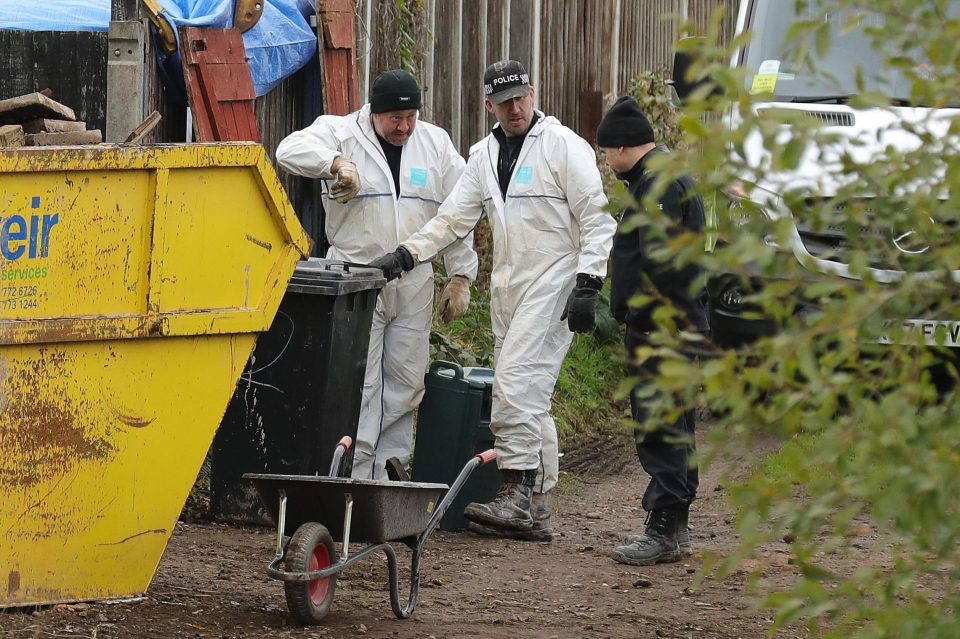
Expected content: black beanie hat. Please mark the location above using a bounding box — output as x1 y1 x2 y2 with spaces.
370 69 422 113
596 95 655 147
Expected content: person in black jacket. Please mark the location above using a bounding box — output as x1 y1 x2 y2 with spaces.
597 95 708 566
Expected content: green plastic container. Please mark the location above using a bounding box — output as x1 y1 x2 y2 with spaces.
412 361 501 531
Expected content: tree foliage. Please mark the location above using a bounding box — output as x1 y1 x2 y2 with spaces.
626 70 686 152
633 1 960 636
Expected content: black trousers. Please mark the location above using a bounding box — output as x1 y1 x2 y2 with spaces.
625 328 699 512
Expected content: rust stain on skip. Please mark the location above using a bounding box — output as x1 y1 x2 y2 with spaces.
0 349 115 489
7 571 19 597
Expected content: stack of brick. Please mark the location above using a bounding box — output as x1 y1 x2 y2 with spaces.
0 91 102 148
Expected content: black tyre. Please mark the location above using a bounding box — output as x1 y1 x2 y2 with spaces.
283 522 337 624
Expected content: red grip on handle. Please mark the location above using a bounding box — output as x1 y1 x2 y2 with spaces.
474 449 496 465
337 436 353 451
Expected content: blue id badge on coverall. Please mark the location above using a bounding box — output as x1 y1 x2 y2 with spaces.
410 168 428 187
515 166 533 185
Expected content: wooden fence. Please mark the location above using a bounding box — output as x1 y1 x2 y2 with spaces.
356 0 737 154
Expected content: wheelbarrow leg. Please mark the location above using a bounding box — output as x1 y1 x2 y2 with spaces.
385 450 496 619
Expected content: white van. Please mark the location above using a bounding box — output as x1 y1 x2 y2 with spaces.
674 0 960 349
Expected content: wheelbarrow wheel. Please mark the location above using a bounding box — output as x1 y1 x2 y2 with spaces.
284 522 337 624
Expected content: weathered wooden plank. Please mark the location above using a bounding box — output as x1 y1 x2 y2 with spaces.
180 27 260 142
688 0 738 47
20 119 87 134
319 0 358 115
0 125 25 147
25 130 103 146
320 0 356 48
461 0 485 148
0 92 76 125
509 0 534 66
123 110 162 144
431 0 456 142
486 0 505 64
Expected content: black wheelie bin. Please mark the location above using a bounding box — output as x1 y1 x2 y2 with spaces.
209 258 385 523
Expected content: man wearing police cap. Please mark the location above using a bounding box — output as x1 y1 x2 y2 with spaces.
276 70 478 480
371 60 616 540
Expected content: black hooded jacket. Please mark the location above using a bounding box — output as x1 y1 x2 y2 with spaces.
609 147 709 334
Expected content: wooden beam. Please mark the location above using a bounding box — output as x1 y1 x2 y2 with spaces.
26 130 103 145
0 92 76 125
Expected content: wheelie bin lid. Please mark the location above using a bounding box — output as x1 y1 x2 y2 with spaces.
287 258 386 296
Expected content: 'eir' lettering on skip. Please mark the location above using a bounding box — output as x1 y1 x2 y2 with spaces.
0 196 59 261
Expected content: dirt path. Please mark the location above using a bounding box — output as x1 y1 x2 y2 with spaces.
0 431 805 639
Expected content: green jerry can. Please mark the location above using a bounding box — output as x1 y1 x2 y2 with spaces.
412 361 501 531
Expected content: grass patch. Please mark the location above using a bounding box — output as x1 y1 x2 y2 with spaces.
554 471 584 495
759 431 836 485
553 334 627 444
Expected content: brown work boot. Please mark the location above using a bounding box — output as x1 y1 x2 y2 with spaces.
468 491 554 541
463 469 536 531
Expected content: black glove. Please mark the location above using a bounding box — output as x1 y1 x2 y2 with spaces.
561 273 603 333
369 246 415 282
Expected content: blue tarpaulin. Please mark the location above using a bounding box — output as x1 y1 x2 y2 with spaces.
0 1 317 96
0 2 111 31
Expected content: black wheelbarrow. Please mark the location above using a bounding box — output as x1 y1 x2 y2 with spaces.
244 436 497 625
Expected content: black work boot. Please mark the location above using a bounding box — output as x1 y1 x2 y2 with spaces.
623 505 692 556
611 507 682 566
467 491 554 541
463 469 536 531
677 506 693 557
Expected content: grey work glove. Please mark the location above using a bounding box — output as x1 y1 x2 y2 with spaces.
439 275 471 323
330 159 361 203
369 246 415 282
561 273 604 333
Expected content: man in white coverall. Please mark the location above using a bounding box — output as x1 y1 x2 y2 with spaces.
371 60 616 540
275 69 478 480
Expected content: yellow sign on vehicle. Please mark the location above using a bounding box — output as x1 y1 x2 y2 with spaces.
0 143 310 607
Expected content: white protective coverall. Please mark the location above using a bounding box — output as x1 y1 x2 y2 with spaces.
402 112 616 493
275 104 479 479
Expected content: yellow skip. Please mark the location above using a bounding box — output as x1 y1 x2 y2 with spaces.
0 143 310 607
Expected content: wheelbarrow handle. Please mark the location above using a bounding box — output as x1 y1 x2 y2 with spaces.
415 450 495 550
327 436 354 477
474 449 496 466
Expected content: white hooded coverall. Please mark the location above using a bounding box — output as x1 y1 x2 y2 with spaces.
402 112 616 493
275 105 479 479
